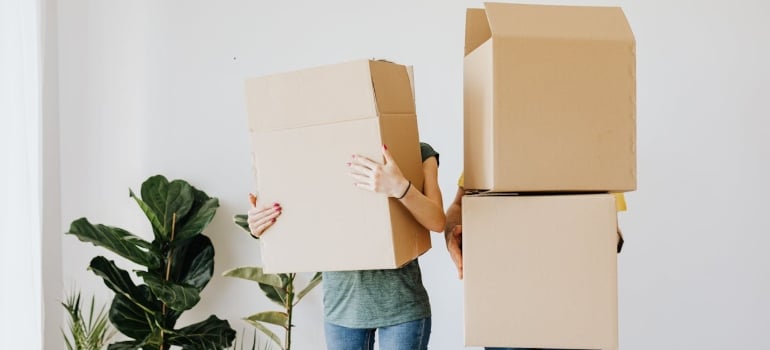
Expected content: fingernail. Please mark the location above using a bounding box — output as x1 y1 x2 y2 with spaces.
346 162 351 166
273 203 280 207
271 218 276 223
383 144 388 150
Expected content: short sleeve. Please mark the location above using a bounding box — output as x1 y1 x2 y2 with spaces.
614 193 627 212
419 142 439 166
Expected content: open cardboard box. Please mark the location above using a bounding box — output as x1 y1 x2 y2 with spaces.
464 2 637 193
244 60 430 273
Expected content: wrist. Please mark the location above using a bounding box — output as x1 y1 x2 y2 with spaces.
394 179 411 199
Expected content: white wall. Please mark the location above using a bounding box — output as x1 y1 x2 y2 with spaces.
1 0 44 348
43 0 63 348
56 0 770 349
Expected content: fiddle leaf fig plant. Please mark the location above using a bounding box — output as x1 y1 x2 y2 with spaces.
66 175 236 350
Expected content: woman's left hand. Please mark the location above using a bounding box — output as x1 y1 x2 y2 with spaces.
348 145 410 198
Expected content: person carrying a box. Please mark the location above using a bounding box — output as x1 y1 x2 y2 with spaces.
247 143 445 350
444 173 626 350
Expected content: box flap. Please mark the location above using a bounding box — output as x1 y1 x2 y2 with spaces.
245 60 379 132
483 2 634 42
379 115 430 264
369 60 416 115
406 65 415 101
463 39 494 191
465 8 492 56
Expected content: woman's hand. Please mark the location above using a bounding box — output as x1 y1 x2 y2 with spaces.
247 193 282 238
444 186 464 278
350 143 445 232
348 145 410 198
445 224 464 279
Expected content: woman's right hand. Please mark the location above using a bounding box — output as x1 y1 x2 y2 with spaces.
445 224 463 279
247 193 282 238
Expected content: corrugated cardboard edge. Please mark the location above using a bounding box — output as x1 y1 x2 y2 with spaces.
370 62 431 266
465 8 491 56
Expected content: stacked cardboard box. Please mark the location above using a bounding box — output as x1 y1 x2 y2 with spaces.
244 60 430 273
462 3 636 349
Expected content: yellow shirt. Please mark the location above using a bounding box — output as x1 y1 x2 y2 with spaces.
457 173 627 212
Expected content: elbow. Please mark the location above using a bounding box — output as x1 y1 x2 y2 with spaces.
427 214 446 233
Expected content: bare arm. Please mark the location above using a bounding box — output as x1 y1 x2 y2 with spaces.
445 186 463 236
349 146 445 233
444 186 464 279
398 156 445 233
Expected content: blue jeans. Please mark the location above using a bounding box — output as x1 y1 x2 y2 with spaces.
324 317 431 350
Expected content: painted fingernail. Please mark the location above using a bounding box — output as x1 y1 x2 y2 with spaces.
383 144 388 150
273 203 280 207
271 218 276 223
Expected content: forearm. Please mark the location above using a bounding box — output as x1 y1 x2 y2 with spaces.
443 185 465 279
398 157 445 232
400 187 446 233
444 186 464 240
445 203 461 237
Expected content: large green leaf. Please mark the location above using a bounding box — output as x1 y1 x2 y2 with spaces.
109 291 169 350
222 267 283 289
258 278 288 307
222 267 286 307
138 273 201 311
108 340 142 350
140 175 195 241
233 214 250 234
165 308 183 331
107 333 163 350
295 272 322 305
129 189 164 241
243 312 289 330
173 187 219 243
167 315 236 350
170 234 214 290
109 290 155 341
138 330 164 350
68 219 159 269
258 274 292 308
89 257 153 312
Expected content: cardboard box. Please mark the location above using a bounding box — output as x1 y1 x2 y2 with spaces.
463 193 618 349
244 60 430 273
464 3 637 192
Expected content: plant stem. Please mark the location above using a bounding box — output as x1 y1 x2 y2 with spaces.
160 212 177 350
285 273 296 350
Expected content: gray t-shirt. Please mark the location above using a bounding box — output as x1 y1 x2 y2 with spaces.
322 142 439 328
